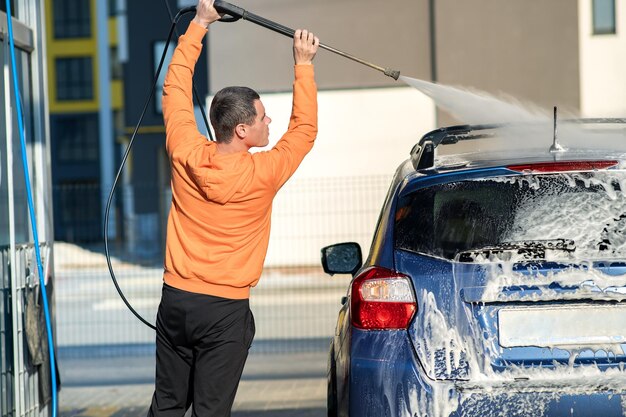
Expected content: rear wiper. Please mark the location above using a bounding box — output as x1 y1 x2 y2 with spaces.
457 239 576 262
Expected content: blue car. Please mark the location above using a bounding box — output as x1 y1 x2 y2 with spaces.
322 120 626 417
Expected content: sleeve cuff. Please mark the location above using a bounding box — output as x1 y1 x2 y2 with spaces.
294 64 315 79
187 21 209 42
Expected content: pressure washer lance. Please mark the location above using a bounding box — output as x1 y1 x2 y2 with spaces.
212 0 401 80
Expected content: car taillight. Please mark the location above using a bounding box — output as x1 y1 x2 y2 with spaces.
507 160 618 173
350 267 416 330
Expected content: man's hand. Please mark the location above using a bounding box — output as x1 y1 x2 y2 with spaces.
293 29 319 65
192 0 221 28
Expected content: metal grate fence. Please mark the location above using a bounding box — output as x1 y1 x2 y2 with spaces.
1 244 53 417
54 174 392 358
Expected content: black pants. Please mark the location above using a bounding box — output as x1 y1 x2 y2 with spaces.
148 284 255 417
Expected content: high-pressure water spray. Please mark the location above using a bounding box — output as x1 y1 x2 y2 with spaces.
211 0 401 80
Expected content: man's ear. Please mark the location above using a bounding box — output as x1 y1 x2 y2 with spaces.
234 123 247 139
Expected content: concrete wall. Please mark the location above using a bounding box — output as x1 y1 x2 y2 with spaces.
251 88 435 179
579 0 626 117
205 87 436 265
226 87 436 265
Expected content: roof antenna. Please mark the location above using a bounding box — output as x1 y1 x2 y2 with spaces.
550 106 564 153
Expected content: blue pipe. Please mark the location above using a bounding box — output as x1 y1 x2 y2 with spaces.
4 2 58 416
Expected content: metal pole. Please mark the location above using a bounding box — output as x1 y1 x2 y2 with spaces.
428 0 438 127
97 0 116 239
4 26 24 416
32 0 54 247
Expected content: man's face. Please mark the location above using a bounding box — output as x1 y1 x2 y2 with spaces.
244 100 272 149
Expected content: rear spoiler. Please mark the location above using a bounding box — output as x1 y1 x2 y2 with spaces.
410 119 626 171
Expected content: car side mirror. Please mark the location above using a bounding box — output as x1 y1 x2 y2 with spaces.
321 242 362 276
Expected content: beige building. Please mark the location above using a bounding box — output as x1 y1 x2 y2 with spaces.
208 0 586 120
196 0 623 264
579 0 626 117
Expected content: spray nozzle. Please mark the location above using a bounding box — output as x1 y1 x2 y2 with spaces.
384 69 401 81
196 0 402 81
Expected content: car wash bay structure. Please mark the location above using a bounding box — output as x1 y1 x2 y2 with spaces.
1 0 56 416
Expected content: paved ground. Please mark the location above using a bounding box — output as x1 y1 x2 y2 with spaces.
54 245 339 417
58 351 327 417
55 265 348 349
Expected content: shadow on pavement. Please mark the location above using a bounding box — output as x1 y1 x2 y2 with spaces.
59 350 328 417
61 407 325 417
233 408 325 417
60 407 149 417
59 407 326 417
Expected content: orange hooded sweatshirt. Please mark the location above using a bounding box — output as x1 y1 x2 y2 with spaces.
161 22 317 299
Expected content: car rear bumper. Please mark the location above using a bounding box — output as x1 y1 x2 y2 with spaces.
348 329 626 417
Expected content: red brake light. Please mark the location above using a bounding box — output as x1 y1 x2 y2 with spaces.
507 160 618 173
350 267 416 330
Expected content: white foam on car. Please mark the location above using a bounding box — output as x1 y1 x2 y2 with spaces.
499 172 626 259
404 287 626 417
386 171 626 416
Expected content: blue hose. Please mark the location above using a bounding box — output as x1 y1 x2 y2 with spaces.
4 1 58 416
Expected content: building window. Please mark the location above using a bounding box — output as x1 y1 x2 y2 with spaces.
56 57 93 101
109 0 117 16
54 180 102 242
593 0 616 34
113 110 124 138
53 114 99 163
53 0 91 38
0 0 15 16
111 46 123 80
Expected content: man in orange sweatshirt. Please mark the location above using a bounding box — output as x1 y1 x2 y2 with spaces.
148 0 319 415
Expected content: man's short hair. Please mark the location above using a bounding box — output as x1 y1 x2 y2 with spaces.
210 86 260 143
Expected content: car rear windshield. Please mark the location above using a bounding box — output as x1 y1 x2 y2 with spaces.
394 171 626 261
